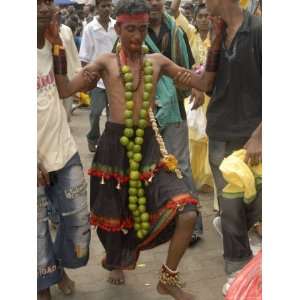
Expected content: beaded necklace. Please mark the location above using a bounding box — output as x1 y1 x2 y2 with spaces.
117 44 153 239
117 44 183 239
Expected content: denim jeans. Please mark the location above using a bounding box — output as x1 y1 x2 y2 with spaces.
161 120 203 234
87 87 108 144
208 138 262 274
37 153 91 291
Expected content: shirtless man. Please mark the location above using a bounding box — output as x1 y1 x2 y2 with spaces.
46 1 223 299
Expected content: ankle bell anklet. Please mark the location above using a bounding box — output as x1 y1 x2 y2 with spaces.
159 264 184 288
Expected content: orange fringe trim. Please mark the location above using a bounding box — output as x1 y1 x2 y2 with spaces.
90 194 198 232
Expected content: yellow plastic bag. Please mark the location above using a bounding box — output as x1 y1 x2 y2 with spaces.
219 149 262 204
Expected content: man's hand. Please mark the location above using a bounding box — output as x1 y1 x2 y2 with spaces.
190 89 205 110
81 69 101 91
244 126 262 166
37 162 50 187
174 69 192 88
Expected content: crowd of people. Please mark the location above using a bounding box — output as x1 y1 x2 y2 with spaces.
37 0 262 299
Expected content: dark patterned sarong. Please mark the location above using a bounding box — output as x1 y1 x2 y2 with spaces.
89 122 197 270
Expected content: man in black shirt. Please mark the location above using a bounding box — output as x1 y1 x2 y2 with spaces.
206 0 262 293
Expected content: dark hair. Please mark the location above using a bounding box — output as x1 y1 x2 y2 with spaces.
194 3 207 18
114 0 150 17
95 0 112 5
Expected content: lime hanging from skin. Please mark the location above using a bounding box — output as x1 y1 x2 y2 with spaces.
129 187 138 195
127 151 133 159
144 60 152 67
141 212 150 222
136 128 144 137
144 66 153 75
129 196 138 204
126 101 134 110
124 110 133 118
133 153 142 162
129 203 137 211
137 181 142 188
120 136 129 146
138 119 148 129
121 65 130 74
130 160 139 170
129 180 139 188
124 128 134 138
139 109 147 119
134 216 141 223
125 119 134 128
125 91 133 101
138 189 145 197
130 171 140 180
142 45 149 54
141 222 150 230
124 72 133 82
137 189 145 197
144 83 153 92
138 197 146 205
133 144 142 153
137 230 144 239
133 209 140 217
144 75 153 83
125 82 134 91
134 223 141 231
142 101 150 109
135 137 144 145
127 141 134 150
143 92 150 101
138 205 146 213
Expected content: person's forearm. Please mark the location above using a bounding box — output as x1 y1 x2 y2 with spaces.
200 33 223 92
53 47 97 98
251 122 262 139
170 0 181 18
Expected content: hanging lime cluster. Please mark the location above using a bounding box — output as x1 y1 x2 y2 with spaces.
119 50 154 239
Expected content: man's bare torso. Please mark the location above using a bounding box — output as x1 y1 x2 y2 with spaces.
95 53 164 125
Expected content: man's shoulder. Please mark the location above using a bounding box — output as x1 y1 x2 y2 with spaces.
84 17 98 31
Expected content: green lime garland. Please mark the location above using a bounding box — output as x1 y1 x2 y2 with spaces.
118 45 153 240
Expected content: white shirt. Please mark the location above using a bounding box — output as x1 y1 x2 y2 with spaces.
60 24 81 80
37 40 77 172
79 16 117 89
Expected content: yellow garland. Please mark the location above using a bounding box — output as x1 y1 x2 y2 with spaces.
148 107 183 179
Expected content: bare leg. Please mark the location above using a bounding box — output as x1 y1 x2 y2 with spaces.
37 288 51 300
57 269 75 295
108 270 125 285
157 211 197 300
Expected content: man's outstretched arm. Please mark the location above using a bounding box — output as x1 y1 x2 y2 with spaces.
159 17 223 92
54 58 102 99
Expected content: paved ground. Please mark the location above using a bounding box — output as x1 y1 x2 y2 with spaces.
51 107 226 300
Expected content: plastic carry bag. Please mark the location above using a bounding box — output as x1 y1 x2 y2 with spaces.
186 100 207 140
225 250 262 300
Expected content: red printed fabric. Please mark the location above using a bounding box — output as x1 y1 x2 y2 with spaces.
225 251 262 300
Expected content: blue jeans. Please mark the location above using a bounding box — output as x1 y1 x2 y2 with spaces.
87 87 108 144
161 121 203 234
37 153 91 291
209 138 262 274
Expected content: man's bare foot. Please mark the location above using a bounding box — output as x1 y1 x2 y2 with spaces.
57 270 75 295
107 270 125 285
157 282 195 300
37 288 51 300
